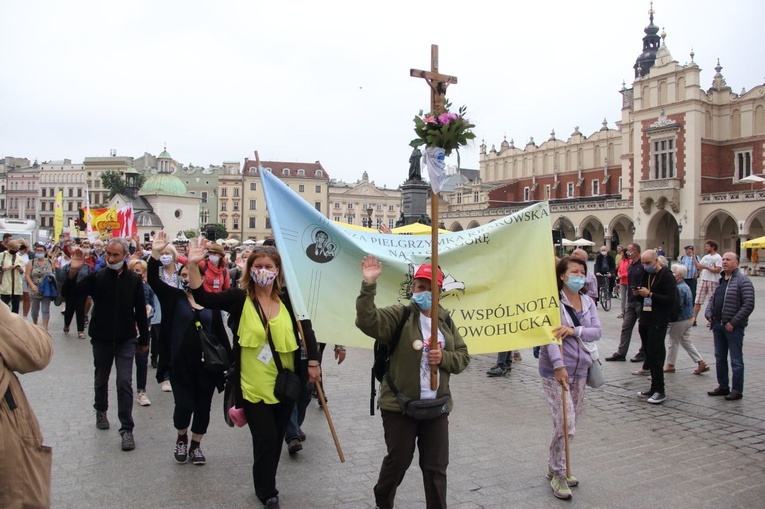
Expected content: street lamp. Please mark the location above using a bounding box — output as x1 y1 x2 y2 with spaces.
366 207 373 228
678 223 683 234
630 224 636 235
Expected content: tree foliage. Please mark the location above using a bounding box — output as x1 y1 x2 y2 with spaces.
101 170 147 199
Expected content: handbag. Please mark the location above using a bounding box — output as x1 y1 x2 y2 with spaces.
564 304 605 389
195 311 229 373
258 300 302 404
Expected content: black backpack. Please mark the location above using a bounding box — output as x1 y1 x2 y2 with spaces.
370 307 411 416
669 286 681 323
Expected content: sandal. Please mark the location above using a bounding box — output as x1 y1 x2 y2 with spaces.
78 331 86 340
694 362 710 375
663 365 676 373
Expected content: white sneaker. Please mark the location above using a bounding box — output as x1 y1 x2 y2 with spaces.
161 380 172 392
137 392 151 406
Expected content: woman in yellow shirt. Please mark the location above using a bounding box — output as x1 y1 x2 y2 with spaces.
187 242 320 509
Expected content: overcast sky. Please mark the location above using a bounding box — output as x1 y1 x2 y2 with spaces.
1 0 763 188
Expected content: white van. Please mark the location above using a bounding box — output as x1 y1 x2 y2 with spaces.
0 218 38 245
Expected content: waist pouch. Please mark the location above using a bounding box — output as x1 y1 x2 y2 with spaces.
395 393 450 420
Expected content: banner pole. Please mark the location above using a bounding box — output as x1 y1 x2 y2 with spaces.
294 319 345 462
558 343 571 478
430 190 439 390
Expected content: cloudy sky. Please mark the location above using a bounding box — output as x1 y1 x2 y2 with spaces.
1 0 763 188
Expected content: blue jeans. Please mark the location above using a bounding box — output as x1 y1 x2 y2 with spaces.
712 322 745 393
285 384 313 442
496 351 512 367
93 339 136 431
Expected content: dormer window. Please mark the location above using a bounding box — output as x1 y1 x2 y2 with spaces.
282 168 290 176
316 170 323 177
297 169 305 176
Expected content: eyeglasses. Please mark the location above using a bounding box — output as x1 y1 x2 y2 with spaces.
252 247 277 254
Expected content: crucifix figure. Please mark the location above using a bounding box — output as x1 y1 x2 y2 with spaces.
410 44 458 115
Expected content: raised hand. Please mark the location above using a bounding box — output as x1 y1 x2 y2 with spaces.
361 254 383 283
68 247 84 275
152 231 169 256
187 245 206 265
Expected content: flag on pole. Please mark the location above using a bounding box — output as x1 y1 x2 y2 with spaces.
84 187 95 242
53 190 63 243
260 169 560 354
115 204 135 238
423 146 447 194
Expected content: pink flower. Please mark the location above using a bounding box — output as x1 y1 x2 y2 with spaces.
438 112 460 125
423 115 437 124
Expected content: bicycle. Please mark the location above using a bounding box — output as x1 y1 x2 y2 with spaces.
596 274 611 311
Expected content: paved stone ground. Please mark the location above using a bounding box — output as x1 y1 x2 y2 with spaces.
19 275 765 508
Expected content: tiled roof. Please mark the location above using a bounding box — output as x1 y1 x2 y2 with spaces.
242 160 329 180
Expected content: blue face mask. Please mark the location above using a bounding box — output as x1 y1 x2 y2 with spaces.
565 275 586 292
411 291 432 311
643 264 656 273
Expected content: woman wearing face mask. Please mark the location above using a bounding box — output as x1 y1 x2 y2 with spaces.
62 242 92 339
157 243 183 289
540 256 601 500
186 238 320 509
147 232 231 466
356 256 470 509
0 240 26 314
25 243 55 330
198 243 230 293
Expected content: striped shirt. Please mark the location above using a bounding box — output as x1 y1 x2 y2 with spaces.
678 254 700 279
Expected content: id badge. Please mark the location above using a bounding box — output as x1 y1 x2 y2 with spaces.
213 278 220 289
257 345 273 364
643 297 653 312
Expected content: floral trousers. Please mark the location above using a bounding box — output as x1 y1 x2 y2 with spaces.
541 376 587 477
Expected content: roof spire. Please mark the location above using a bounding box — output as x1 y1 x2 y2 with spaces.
634 1 661 78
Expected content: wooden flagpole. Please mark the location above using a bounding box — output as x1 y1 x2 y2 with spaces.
558 343 571 478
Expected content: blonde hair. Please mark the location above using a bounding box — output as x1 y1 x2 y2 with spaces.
128 258 147 273
242 249 284 299
161 243 178 259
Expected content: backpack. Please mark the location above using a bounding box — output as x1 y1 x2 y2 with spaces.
369 307 453 416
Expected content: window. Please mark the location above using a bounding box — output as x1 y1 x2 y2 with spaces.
473 191 479 203
314 201 321 212
618 177 623 193
735 150 753 181
567 182 574 198
221 201 227 211
233 200 240 211
282 169 290 176
456 193 462 204
232 218 239 230
233 188 240 197
388 205 394 211
523 187 530 201
200 210 209 224
201 191 208 203
41 188 46 197
334 216 341 222
545 184 551 200
652 138 675 179
249 217 257 228
250 182 257 191
347 203 353 209
315 185 321 193
334 202 340 209
174 209 182 219
68 188 73 197
316 170 323 177
592 179 600 196
221 188 227 197
388 218 394 228
297 169 305 176
249 199 257 210
299 184 305 192
265 217 271 229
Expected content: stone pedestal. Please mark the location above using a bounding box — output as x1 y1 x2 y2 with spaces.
398 180 431 226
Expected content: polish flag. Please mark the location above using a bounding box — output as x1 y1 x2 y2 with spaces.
115 203 136 238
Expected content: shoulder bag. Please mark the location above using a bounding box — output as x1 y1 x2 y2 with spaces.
195 310 229 373
564 304 604 389
257 300 302 404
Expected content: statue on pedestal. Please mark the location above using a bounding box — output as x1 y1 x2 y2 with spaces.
408 147 422 181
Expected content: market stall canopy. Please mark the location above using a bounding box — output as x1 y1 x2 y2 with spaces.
573 238 596 247
741 236 765 249
392 223 450 235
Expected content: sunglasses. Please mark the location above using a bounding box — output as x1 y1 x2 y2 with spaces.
252 246 277 254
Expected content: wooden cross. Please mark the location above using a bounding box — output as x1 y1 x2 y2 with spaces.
410 44 458 115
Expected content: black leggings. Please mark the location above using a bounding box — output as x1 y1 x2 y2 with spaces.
0 294 20 314
64 294 86 332
170 370 217 435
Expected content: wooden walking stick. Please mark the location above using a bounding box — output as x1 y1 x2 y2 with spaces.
558 343 571 479
295 320 345 463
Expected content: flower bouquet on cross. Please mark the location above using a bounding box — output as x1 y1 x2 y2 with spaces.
410 101 475 193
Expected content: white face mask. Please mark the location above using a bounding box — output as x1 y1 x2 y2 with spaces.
251 268 277 287
159 254 174 266
208 255 220 265
107 260 124 271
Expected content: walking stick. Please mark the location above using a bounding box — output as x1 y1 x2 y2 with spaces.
295 320 345 463
558 343 571 479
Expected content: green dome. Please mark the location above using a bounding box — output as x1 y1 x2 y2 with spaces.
140 173 187 196
158 150 172 159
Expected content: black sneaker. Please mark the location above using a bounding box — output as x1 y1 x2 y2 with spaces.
174 438 188 464
287 438 303 455
637 390 653 398
647 392 667 404
486 364 508 377
605 353 626 362
265 496 280 508
630 354 646 363
96 411 110 430
190 446 206 465
298 428 306 441
120 430 135 451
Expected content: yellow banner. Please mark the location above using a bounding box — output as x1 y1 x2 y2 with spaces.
53 190 63 242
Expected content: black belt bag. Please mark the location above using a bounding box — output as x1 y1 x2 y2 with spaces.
395 392 450 420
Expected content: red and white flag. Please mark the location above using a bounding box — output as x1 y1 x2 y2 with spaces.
115 203 136 238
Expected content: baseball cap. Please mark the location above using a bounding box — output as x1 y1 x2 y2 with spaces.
684 245 694 250
413 264 444 287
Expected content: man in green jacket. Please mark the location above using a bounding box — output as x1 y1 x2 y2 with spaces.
356 255 470 509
